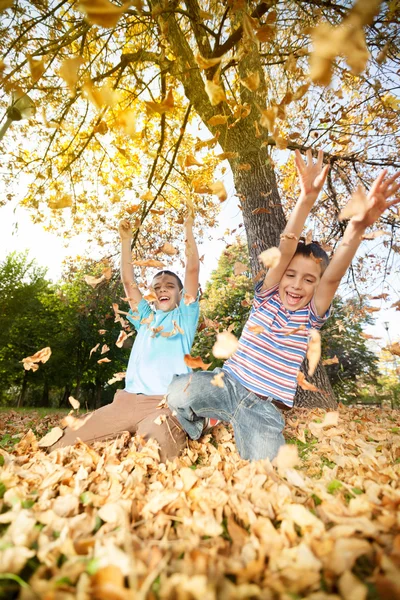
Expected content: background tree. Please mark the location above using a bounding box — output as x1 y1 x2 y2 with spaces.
1 0 399 406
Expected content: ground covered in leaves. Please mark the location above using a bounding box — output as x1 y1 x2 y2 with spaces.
0 406 399 600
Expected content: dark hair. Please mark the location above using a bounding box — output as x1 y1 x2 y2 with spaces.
153 270 183 291
294 240 330 273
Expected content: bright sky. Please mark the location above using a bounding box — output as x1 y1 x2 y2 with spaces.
1 139 399 358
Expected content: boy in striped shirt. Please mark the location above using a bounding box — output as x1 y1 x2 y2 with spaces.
167 150 400 461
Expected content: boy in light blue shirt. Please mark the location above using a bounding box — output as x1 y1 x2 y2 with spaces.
50 216 200 461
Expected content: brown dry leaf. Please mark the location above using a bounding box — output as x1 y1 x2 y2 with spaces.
369 293 389 300
68 396 80 410
140 190 154 201
84 274 105 288
211 371 225 388
209 181 228 202
305 229 313 245
338 570 368 600
37 426 64 447
391 299 400 310
208 115 228 126
184 153 203 168
365 306 381 313
322 355 339 366
339 185 368 221
27 55 46 82
362 230 388 240
258 247 281 269
144 291 158 302
240 72 260 91
280 232 298 241
101 344 110 354
184 354 211 371
307 329 321 377
252 207 271 215
260 106 278 132
237 163 251 171
297 372 321 392
205 79 226 106
98 329 107 334
212 331 239 359
108 371 126 385
97 357 111 364
388 342 400 356
114 108 136 137
58 56 85 94
215 151 238 160
248 324 265 335
102 266 112 280
159 242 178 257
22 347 52 371
132 259 165 269
195 53 222 70
0 1 13 12
77 0 130 28
274 444 300 472
116 330 133 348
184 293 196 305
284 325 306 336
141 313 154 326
234 262 248 276
145 89 174 115
90 343 100 358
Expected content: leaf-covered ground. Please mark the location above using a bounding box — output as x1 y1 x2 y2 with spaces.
0 406 399 600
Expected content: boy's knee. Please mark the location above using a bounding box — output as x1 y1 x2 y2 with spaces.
167 373 193 409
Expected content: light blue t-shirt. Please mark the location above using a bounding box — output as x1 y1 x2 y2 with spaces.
124 293 200 395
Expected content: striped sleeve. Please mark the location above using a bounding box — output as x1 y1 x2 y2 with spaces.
309 297 332 330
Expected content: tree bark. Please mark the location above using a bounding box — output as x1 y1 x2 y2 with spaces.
17 371 28 408
41 380 50 407
295 359 337 410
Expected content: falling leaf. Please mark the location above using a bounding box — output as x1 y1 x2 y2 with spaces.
184 293 196 305
77 0 130 28
215 151 238 160
0 0 13 12
22 347 52 371
211 372 225 388
82 81 121 110
212 331 239 359
48 194 73 209
158 242 178 257
209 181 227 202
388 342 400 357
391 300 400 310
284 325 306 336
108 372 126 385
274 444 300 472
115 330 133 348
297 372 322 393
252 207 271 215
102 266 112 280
114 108 136 136
37 427 64 447
205 79 226 106
365 306 381 313
234 262 248 276
145 89 174 115
208 115 228 126
248 324 265 335
90 343 100 358
258 247 281 269
144 291 158 302
132 259 165 268
260 106 278 132
280 232 298 241
97 357 111 364
58 56 85 94
237 163 251 171
362 230 388 240
98 329 107 334
84 274 105 288
101 344 110 354
141 313 154 326
305 229 313 245
184 154 203 167
240 72 260 91
322 356 339 366
140 190 154 201
195 53 222 70
68 396 80 410
339 185 368 221
184 354 211 370
307 329 321 377
27 55 46 82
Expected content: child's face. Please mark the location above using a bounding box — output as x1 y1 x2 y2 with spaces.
279 254 322 311
151 274 182 312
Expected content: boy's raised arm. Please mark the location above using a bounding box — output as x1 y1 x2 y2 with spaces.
262 149 329 290
183 213 200 299
119 219 143 311
314 169 400 317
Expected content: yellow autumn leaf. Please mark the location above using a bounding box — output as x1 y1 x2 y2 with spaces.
68 396 80 410
77 0 130 28
259 105 278 132
212 331 239 359
48 195 72 210
205 79 226 106
27 55 46 82
114 108 136 137
208 114 228 126
82 81 121 110
140 190 154 201
240 72 260 91
58 56 85 94
195 53 222 70
184 154 203 167
209 181 227 202
160 242 178 256
258 247 281 269
145 89 174 115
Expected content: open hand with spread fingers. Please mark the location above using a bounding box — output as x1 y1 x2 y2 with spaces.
295 148 330 202
352 169 400 228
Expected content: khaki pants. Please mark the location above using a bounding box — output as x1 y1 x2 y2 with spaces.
50 390 187 462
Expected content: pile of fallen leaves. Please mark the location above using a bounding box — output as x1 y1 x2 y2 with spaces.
0 406 399 600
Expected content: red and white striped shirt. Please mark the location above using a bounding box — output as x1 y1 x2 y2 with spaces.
223 283 331 408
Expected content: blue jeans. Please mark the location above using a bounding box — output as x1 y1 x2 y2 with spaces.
167 369 285 461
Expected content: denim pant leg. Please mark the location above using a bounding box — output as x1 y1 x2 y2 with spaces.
167 369 286 461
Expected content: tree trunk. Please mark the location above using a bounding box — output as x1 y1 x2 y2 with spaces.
17 371 28 408
295 359 337 410
41 380 50 407
61 386 71 407
94 379 102 410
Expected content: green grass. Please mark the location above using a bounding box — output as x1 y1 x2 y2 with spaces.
0 407 69 416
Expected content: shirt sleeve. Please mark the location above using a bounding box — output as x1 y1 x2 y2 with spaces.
253 281 280 310
127 299 152 332
178 289 200 329
309 297 333 330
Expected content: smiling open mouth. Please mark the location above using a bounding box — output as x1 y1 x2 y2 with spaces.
159 296 170 303
286 292 303 306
